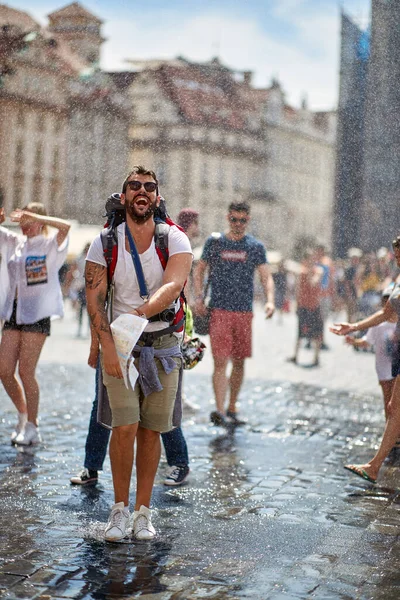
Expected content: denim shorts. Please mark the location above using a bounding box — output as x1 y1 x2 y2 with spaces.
3 301 51 336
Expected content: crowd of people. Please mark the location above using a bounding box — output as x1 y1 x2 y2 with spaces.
1 164 400 542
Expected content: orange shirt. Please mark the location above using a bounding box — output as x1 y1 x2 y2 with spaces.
297 269 321 310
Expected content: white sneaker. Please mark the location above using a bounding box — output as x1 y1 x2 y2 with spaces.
11 412 28 444
14 422 41 446
104 502 130 542
133 505 156 540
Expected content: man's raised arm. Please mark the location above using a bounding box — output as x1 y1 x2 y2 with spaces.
85 261 123 379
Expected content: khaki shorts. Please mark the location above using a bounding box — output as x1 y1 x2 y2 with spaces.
101 334 181 432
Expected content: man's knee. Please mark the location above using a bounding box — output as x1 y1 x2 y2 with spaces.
111 423 137 445
214 357 228 372
138 426 160 441
232 359 245 371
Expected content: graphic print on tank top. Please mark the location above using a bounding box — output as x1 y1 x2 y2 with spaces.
25 255 48 286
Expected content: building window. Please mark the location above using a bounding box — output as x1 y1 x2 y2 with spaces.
37 113 45 132
54 118 62 134
217 160 224 190
15 140 24 170
32 177 42 204
34 143 43 172
157 161 166 186
16 108 24 128
51 180 60 212
53 147 60 174
201 160 208 188
13 178 23 209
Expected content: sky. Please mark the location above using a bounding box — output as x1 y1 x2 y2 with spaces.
5 0 371 110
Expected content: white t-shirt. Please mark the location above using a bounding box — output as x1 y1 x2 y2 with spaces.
0 226 69 324
366 321 396 381
86 222 192 332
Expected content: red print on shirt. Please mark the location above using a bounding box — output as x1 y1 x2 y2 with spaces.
220 250 248 262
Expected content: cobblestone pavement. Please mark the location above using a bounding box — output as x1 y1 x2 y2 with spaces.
1 305 399 599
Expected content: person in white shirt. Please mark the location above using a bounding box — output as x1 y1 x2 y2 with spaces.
0 204 70 446
85 166 192 542
346 287 397 420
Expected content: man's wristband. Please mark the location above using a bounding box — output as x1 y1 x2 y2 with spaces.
352 323 359 332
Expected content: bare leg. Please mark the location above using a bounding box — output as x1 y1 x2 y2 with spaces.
0 330 26 414
380 379 395 421
18 332 47 426
212 357 229 413
109 423 138 506
228 359 245 413
135 426 161 510
346 376 400 480
313 337 322 364
289 337 300 363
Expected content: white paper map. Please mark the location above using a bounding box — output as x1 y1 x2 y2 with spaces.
110 314 148 388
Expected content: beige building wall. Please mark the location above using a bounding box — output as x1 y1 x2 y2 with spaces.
266 122 335 256
129 73 269 240
126 66 335 258
0 56 69 218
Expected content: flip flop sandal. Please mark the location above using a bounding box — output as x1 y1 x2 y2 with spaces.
344 465 377 484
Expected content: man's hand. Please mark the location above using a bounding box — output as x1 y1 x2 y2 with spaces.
0 208 5 225
88 343 99 369
265 302 275 319
330 323 355 336
102 343 123 379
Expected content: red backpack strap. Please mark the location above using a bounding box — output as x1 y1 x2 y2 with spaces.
100 226 118 288
154 221 187 332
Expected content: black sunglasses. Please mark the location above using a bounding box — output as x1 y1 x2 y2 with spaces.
127 181 157 193
229 216 248 224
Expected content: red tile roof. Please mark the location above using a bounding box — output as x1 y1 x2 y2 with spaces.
153 62 253 130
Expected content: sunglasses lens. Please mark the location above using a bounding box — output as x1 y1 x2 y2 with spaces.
128 181 157 192
128 181 141 190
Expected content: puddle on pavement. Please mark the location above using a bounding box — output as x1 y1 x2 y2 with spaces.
1 367 400 598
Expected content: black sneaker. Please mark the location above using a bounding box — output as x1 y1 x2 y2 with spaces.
226 411 247 426
70 468 98 485
164 465 189 486
210 411 228 427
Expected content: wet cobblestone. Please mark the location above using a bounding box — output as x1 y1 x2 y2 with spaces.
1 363 400 599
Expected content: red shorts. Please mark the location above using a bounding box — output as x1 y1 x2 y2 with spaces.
209 309 253 360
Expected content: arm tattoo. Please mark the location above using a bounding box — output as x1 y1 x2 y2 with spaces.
85 262 106 290
85 262 112 340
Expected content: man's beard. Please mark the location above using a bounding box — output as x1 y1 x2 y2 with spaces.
126 198 157 223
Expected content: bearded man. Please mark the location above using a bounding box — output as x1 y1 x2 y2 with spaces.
85 166 192 541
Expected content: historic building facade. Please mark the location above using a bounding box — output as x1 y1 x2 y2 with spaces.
244 80 336 256
1 2 335 252
0 2 128 224
118 59 335 256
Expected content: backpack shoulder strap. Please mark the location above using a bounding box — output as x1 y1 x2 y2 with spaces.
100 225 118 288
154 221 170 269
